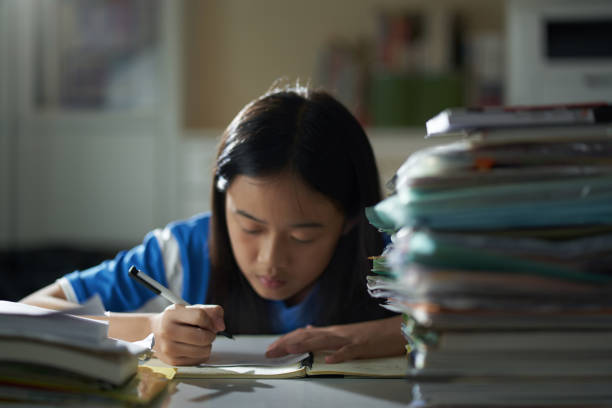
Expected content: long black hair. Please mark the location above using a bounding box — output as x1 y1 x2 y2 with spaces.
208 84 394 333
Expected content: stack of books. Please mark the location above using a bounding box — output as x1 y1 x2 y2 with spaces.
367 103 612 378
0 297 169 405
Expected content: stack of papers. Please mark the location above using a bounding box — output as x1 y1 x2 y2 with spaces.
425 103 612 136
366 104 612 379
0 298 168 405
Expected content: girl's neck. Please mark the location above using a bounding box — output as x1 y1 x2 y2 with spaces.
282 281 317 307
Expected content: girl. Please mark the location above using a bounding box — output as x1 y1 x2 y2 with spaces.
22 85 405 366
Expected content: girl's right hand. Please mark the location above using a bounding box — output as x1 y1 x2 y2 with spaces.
149 304 226 366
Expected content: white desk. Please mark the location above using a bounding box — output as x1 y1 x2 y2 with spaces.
159 378 413 407
155 377 612 407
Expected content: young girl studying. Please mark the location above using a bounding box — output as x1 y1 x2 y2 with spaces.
22 84 405 366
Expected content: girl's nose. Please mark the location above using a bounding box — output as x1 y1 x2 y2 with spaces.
257 234 289 268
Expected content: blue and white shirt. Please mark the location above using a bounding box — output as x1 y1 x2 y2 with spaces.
59 212 320 333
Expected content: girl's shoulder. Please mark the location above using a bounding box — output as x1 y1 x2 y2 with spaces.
161 212 213 304
165 212 212 242
158 212 213 269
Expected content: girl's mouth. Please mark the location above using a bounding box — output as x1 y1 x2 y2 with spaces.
258 276 286 289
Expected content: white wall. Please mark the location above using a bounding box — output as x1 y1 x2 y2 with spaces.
15 121 158 246
368 128 442 190
177 131 219 219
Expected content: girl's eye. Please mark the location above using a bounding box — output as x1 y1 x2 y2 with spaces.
291 235 315 244
242 227 262 235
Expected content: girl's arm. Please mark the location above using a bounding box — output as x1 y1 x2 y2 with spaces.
265 315 405 363
21 282 226 365
21 282 82 310
21 282 157 341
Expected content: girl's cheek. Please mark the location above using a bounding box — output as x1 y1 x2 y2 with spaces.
242 236 263 262
295 245 327 269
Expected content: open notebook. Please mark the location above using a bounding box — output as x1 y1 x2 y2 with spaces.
143 335 408 378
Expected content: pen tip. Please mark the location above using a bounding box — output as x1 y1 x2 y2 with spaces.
217 331 234 340
129 265 138 275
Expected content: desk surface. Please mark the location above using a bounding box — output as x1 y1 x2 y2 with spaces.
160 378 413 408
154 377 612 407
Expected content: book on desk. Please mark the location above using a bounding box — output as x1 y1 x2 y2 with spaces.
0 298 169 405
0 298 143 386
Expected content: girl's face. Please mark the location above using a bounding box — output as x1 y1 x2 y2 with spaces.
225 172 345 306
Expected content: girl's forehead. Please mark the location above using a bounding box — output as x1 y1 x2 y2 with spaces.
229 172 310 196
226 173 344 222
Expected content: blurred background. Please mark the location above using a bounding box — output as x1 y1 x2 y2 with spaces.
1 0 611 300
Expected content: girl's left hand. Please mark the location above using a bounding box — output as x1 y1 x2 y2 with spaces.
265 315 405 364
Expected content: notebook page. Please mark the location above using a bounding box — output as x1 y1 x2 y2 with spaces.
203 335 309 366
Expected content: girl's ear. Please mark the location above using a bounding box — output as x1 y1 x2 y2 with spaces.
342 215 360 235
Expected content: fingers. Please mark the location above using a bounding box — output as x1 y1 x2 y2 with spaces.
285 333 348 354
266 326 349 358
265 329 307 357
155 341 212 366
152 304 227 366
197 304 226 333
176 304 226 333
266 326 317 350
159 320 217 346
324 344 361 364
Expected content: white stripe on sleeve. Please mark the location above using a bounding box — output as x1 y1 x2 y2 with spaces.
135 227 185 313
57 277 79 304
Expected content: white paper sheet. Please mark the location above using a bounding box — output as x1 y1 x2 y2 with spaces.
202 335 309 367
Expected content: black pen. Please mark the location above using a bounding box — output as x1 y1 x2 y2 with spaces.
128 265 234 339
